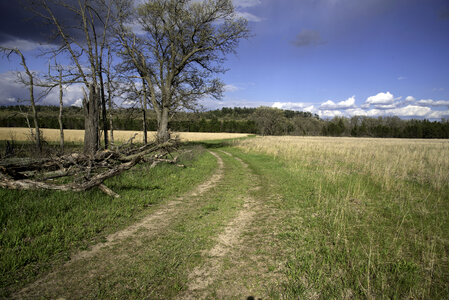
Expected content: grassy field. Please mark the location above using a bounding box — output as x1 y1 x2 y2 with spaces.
1 135 448 298
235 136 449 298
0 127 251 143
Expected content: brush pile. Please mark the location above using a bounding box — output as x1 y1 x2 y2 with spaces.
0 138 181 198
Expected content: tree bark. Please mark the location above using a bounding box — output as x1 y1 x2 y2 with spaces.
157 107 170 143
84 84 100 156
141 78 148 144
107 60 114 147
58 68 64 153
99 56 109 149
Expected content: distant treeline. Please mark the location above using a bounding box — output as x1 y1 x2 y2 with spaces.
1 105 448 138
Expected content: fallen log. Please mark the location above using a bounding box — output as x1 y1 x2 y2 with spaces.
0 140 179 197
0 155 141 193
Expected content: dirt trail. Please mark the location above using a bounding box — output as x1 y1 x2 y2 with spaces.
72 151 224 262
15 151 224 299
180 150 261 299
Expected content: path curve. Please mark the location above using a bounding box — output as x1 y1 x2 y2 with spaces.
15 151 224 298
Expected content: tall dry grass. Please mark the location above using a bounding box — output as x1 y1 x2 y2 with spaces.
236 136 449 190
0 127 250 143
235 136 449 298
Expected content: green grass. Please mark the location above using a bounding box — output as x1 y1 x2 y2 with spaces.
78 151 252 299
228 147 449 299
7 150 254 298
0 145 216 297
2 138 448 298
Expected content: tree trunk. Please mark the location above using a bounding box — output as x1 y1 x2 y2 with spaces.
99 56 108 149
107 74 114 147
84 84 100 156
141 78 148 144
16 50 42 154
58 69 64 153
157 107 170 143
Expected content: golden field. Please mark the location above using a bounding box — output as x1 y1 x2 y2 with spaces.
0 127 250 143
236 136 449 190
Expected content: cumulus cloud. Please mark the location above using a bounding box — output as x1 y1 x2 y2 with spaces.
0 71 86 106
320 96 355 110
427 110 449 119
416 99 449 106
292 29 326 47
0 71 33 105
318 110 343 118
272 101 315 112
405 96 416 102
345 108 368 116
365 91 395 105
385 105 432 117
71 98 83 107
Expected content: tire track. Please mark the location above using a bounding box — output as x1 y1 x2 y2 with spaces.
15 151 224 299
180 150 259 299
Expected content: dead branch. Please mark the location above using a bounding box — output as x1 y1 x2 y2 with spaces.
0 140 179 197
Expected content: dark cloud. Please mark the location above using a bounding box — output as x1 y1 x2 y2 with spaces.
0 0 112 47
292 29 326 47
439 7 449 19
0 0 53 44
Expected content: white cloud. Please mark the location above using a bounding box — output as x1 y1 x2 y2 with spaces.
272 101 313 111
387 105 431 117
397 76 406 80
320 96 355 110
235 11 263 22
362 105 431 118
345 108 368 116
371 104 397 110
318 109 343 118
365 91 395 105
71 98 83 107
405 96 416 102
223 84 240 92
416 99 449 106
427 110 449 119
0 71 87 107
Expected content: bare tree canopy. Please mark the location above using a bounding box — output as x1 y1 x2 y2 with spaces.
29 0 116 155
114 0 250 142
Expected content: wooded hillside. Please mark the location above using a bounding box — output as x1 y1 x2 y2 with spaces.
1 105 448 138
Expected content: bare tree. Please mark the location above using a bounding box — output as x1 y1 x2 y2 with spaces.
1 47 43 153
57 65 65 152
106 46 115 146
141 77 149 144
114 0 250 142
30 0 114 155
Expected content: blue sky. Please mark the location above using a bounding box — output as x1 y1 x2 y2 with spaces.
1 0 449 119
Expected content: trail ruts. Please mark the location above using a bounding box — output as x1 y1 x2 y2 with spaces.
14 151 224 299
180 150 261 299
